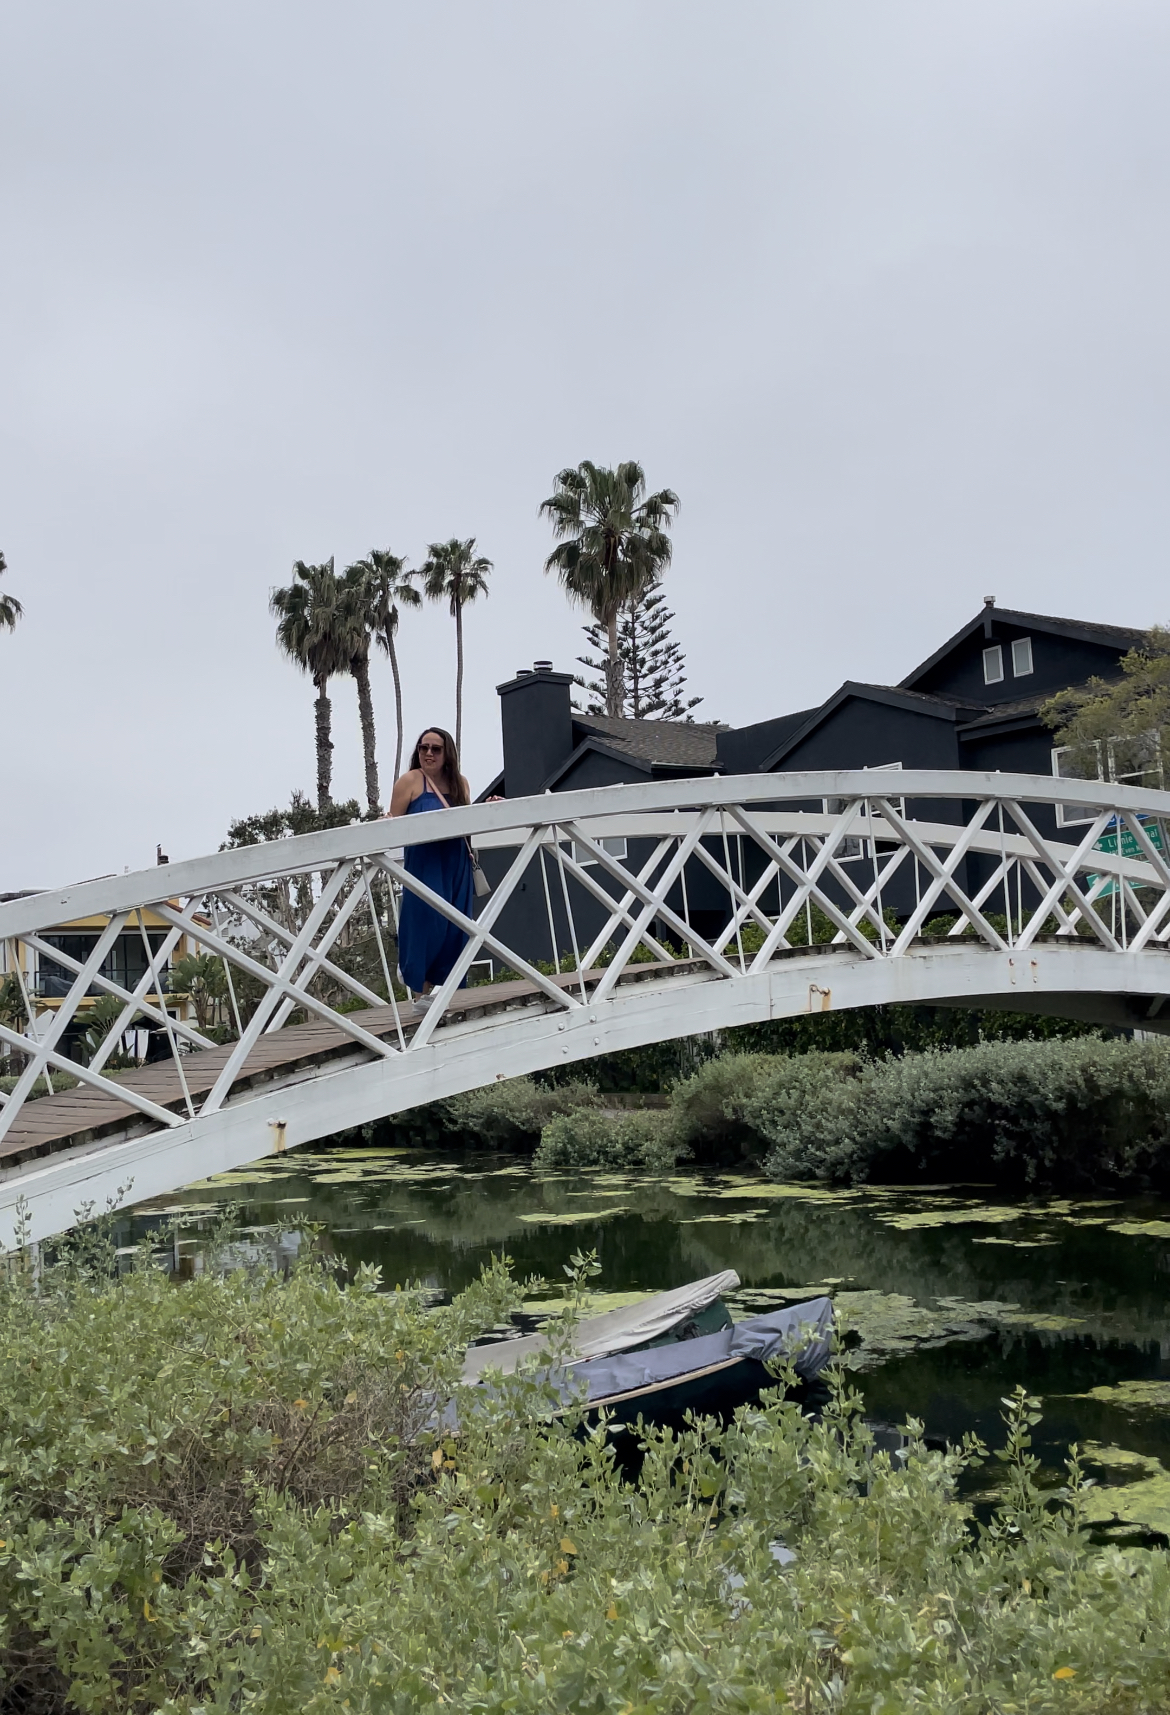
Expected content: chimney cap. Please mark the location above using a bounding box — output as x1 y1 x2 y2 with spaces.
516 667 532 676
533 659 553 672
983 595 996 608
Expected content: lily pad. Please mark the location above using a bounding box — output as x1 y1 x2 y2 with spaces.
1067 1380 1170 1414
1080 1443 1170 1540
971 1236 1058 1248
518 1207 630 1226
876 1205 1024 1232
1107 1220 1170 1239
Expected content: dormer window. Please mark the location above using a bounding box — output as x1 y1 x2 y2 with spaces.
1011 636 1033 677
982 644 1004 685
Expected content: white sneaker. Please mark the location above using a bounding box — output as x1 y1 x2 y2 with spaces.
412 992 434 1010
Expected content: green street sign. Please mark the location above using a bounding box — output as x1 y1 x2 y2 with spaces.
1092 819 1164 859
1088 818 1164 897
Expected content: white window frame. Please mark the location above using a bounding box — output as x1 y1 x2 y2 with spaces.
467 958 494 985
1011 636 1033 677
824 762 903 862
565 835 628 867
1052 742 1103 828
983 644 1004 685
1053 733 1165 827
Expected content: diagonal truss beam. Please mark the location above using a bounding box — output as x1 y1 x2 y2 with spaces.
0 1020 183 1130
1007 805 1119 953
19 926 210 1061
391 829 575 1050
216 888 386 1019
0 913 130 1146
150 902 401 1070
730 803 880 965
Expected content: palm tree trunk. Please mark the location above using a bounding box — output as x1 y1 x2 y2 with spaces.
606 606 623 718
353 650 380 815
628 597 641 719
314 677 334 811
455 601 464 755
388 631 406 782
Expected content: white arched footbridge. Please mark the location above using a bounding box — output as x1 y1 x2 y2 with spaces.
3 769 1170 1247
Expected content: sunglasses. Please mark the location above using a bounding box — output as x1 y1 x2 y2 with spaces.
418 742 444 754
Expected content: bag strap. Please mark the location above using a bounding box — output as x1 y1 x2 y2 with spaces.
422 773 479 864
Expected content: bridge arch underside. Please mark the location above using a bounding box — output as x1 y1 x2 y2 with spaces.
4 939 1168 1250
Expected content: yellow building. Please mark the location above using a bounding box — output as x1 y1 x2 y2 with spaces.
0 893 197 1062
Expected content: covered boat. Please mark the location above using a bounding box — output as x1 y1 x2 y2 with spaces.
462 1269 741 1383
558 1296 834 1428
461 1274 833 1431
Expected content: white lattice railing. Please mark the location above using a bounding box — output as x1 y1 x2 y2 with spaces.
2 769 1169 1152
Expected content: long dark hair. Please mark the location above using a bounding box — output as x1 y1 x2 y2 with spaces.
410 726 468 805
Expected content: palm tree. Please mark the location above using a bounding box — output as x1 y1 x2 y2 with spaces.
337 562 384 817
539 462 679 717
344 549 421 791
0 551 22 633
412 538 492 753
270 557 354 811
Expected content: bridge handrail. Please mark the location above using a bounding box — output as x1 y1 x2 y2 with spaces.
4 769 1170 940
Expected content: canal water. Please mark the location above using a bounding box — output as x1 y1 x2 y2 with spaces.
123 1148 1170 1543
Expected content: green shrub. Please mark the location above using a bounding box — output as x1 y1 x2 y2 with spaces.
755 1036 1170 1192
3 1233 1170 1712
371 1076 599 1151
534 1106 680 1172
443 1077 600 1152
667 1051 860 1166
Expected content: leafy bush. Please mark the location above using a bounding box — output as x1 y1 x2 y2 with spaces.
373 1077 600 1152
443 1077 601 1152
3 1232 1170 1712
534 1106 680 1172
669 1051 861 1166
754 1036 1170 1192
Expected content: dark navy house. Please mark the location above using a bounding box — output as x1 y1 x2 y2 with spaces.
475 603 1144 970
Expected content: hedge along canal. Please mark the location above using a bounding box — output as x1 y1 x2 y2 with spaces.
121 1149 1170 1545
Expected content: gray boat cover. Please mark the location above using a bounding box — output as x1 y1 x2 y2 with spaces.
462 1269 741 1382
565 1296 833 1406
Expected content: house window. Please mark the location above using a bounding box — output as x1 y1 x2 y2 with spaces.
1053 735 1164 827
824 763 903 861
1052 744 1102 828
566 836 628 867
1011 636 1033 677
983 644 1004 685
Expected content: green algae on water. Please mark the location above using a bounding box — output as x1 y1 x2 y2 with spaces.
1067 1380 1170 1414
1080 1443 1170 1541
518 1207 630 1226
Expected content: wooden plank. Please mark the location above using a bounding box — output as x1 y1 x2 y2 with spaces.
0 960 707 1170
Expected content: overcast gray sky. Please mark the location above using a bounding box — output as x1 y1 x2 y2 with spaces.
3 2 1168 887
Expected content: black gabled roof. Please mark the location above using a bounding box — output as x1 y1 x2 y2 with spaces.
900 606 1145 691
955 692 1045 732
571 712 726 771
758 681 984 771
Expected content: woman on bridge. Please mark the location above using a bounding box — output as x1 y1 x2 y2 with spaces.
388 727 477 1007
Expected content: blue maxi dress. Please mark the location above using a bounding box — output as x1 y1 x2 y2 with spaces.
397 788 475 992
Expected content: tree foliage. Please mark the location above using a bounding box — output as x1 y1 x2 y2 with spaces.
577 579 702 720
411 538 492 754
1042 626 1170 787
0 548 22 633
541 462 679 717
343 549 420 787
270 560 359 811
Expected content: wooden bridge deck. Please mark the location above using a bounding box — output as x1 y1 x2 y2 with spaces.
0 961 705 1173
